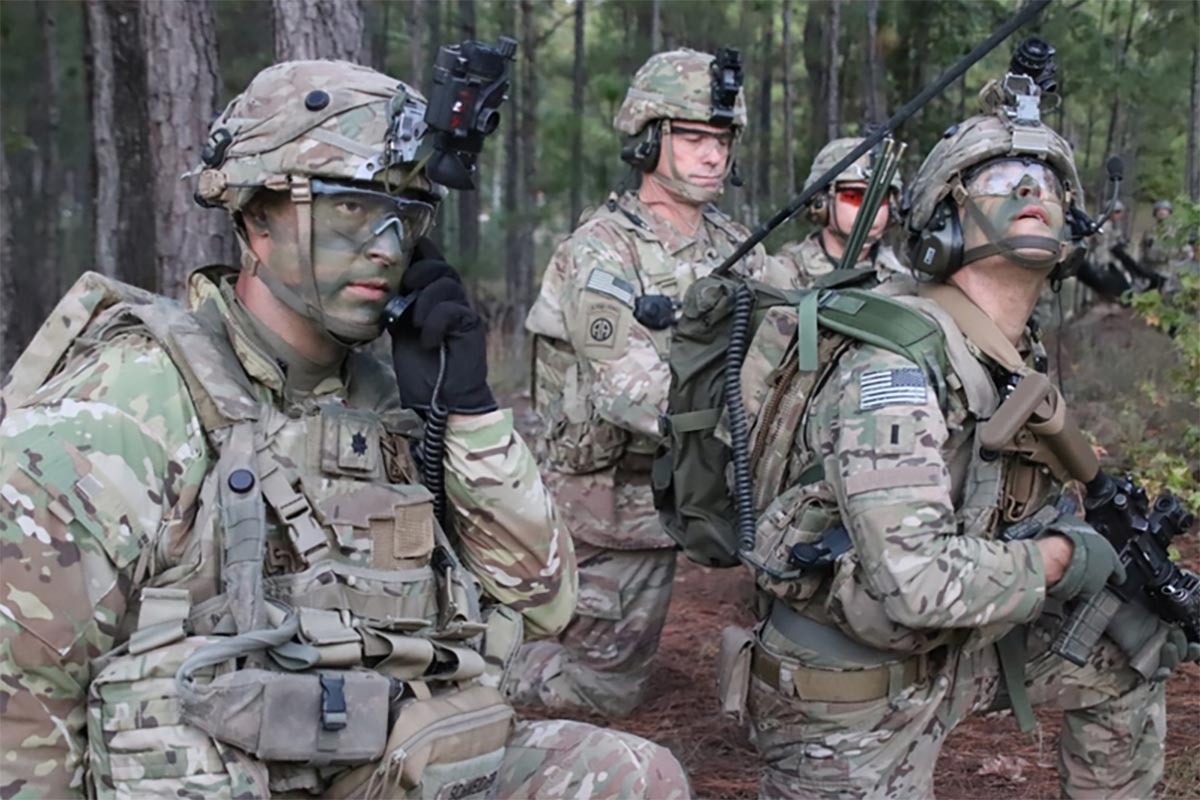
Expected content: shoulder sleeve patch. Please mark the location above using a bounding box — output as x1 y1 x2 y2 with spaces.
585 269 636 307
859 367 928 411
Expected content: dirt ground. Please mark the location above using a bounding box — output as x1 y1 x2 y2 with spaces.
506 304 1200 798
515 547 1200 799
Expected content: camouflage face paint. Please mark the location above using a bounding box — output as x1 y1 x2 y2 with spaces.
961 161 1067 258
260 185 436 334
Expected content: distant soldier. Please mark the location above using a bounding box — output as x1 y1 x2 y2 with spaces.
1140 199 1175 274
769 137 908 288
515 48 773 716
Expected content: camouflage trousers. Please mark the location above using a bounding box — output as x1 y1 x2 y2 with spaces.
747 610 1165 799
493 718 690 798
507 543 677 716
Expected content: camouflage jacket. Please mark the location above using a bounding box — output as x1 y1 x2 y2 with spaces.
749 283 1063 662
0 269 574 797
525 190 771 550
768 232 909 289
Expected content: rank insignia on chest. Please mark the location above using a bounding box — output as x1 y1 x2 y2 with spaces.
859 367 928 411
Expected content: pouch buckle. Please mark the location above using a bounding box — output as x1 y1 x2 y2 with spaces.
320 674 348 731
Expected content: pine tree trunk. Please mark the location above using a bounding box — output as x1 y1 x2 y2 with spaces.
782 0 796 197
272 0 368 62
410 0 427 85
1188 0 1200 202
1 145 16 373
650 0 662 52
34 3 65 305
803 0 828 166
86 0 156 291
457 0 481 265
142 0 230 299
754 5 774 216
826 0 841 141
1101 0 1136 198
569 0 586 227
516 0 538 318
503 1 523 308
865 0 883 125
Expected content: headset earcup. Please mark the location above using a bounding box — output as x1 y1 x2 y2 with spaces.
808 194 829 226
910 202 963 280
620 122 663 173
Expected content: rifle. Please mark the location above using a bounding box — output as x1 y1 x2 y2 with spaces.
981 373 1199 666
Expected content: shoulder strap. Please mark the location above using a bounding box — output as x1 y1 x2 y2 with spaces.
2 271 161 406
815 289 949 392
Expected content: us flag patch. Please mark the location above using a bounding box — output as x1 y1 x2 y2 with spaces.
859 368 928 410
585 269 635 307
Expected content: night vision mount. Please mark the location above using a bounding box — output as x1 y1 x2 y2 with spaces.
421 35 517 190
709 47 744 127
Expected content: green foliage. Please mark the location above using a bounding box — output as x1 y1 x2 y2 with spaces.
1124 203 1200 511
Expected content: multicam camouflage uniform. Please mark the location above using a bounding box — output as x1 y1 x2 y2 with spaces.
0 61 688 800
738 94 1169 799
769 138 908 289
511 49 769 717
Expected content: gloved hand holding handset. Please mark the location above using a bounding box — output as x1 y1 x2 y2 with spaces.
385 238 498 416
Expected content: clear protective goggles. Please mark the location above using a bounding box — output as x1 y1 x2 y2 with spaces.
665 121 736 154
963 158 1065 203
309 178 437 252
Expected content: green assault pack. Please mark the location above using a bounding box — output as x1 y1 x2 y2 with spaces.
651 270 949 568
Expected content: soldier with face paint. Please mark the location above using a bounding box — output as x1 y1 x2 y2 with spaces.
735 65 1196 799
0 60 690 799
515 48 779 717
768 137 909 288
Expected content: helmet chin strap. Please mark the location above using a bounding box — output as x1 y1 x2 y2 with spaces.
959 193 1065 271
651 120 733 205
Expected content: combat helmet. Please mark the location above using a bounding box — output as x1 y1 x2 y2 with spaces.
193 60 441 342
804 137 904 227
614 48 747 202
614 48 747 136
1153 199 1173 215
907 63 1084 280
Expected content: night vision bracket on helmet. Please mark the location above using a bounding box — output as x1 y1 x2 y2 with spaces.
709 47 745 128
421 36 518 190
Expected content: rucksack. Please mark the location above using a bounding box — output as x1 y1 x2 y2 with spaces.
651 269 948 568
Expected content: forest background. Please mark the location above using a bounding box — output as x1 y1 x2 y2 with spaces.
3 0 1199 370
2 2 1199 792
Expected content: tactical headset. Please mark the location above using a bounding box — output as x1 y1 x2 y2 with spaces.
907 161 1094 283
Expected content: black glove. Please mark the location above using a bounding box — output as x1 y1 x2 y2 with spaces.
387 243 498 415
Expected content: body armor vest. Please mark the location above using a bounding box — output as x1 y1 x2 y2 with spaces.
5 272 517 799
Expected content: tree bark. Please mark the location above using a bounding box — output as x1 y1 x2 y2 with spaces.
803 0 828 165
569 0 586 227
142 0 231 299
87 0 156 291
1188 0 1200 202
826 0 841 141
514 0 538 320
782 0 796 197
410 0 427 86
864 0 883 126
1 143 16 373
650 0 662 52
34 3 65 305
272 0 368 63
457 0 481 265
1101 0 1136 198
758 6 777 212
503 1 523 309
